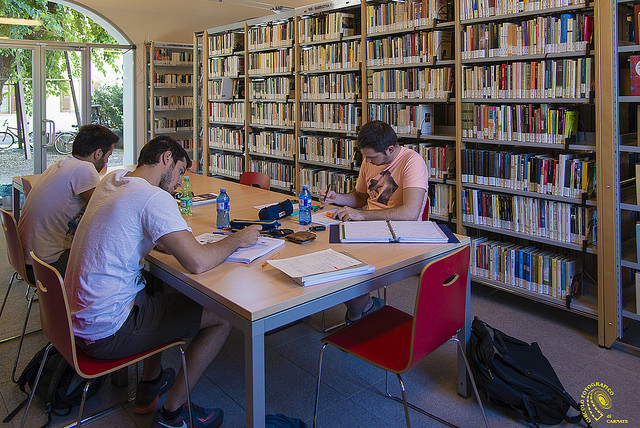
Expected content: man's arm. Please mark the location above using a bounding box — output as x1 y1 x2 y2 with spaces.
156 225 261 274
333 187 426 221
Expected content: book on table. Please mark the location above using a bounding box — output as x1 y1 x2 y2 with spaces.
339 220 449 243
195 234 283 263
267 248 375 287
192 193 218 205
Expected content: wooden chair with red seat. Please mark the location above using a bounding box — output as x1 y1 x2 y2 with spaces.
22 252 194 428
312 246 490 428
0 208 38 383
239 171 270 190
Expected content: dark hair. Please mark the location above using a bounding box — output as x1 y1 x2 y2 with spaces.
72 124 119 157
137 136 193 169
356 120 398 153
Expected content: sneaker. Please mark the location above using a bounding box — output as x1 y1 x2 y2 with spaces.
133 368 176 414
345 296 384 325
152 403 224 428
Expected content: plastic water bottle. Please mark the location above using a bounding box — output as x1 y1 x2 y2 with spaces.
180 176 193 216
217 187 230 229
298 185 312 226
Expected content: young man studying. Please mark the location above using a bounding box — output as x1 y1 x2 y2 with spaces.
18 124 118 279
64 136 260 428
319 120 428 323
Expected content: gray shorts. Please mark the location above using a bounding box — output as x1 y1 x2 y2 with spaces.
76 287 202 360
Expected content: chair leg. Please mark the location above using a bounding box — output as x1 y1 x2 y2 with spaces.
312 343 327 428
0 272 17 319
75 378 94 427
178 345 193 428
12 287 36 383
395 373 411 428
452 337 491 428
20 343 53 428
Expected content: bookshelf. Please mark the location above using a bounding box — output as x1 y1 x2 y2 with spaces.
146 42 195 159
193 32 205 173
193 0 632 347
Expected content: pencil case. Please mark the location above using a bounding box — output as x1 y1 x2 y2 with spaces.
230 219 280 231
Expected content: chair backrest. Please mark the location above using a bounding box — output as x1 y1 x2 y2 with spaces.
0 208 31 285
421 195 430 221
239 171 270 190
406 245 470 370
30 252 79 372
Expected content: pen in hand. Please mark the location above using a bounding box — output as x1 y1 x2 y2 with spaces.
322 184 332 204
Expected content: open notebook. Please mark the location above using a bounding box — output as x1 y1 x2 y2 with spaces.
196 233 283 263
340 220 449 243
267 249 375 286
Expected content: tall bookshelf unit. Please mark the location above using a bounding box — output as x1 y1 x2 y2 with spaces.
145 42 195 158
193 33 205 173
193 0 638 347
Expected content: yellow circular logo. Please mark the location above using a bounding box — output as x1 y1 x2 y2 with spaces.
580 382 628 425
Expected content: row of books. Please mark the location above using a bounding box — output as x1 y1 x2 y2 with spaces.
176 138 194 150
250 76 294 100
429 182 455 217
301 73 361 100
300 167 357 195
462 189 596 245
405 143 455 180
300 103 360 131
250 103 294 127
299 135 357 166
209 153 243 178
366 0 450 33
249 159 294 189
367 67 453 100
209 79 244 100
367 103 436 135
209 56 244 78
248 50 293 75
460 149 596 198
209 126 244 151
154 95 193 110
209 32 244 56
298 12 356 43
209 102 244 123
248 21 294 50
154 118 192 132
153 48 193 65
461 14 593 59
462 58 593 100
460 0 587 21
470 237 580 300
366 31 453 66
300 41 360 72
153 73 193 87
249 130 295 157
461 103 579 143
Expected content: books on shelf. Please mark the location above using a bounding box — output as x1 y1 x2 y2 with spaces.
631 56 640 96
195 234 284 263
267 248 375 287
340 220 449 243
636 272 640 315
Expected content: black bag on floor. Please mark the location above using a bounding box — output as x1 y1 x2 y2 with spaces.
468 317 588 427
3 343 104 427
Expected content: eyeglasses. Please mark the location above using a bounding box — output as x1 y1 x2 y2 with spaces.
261 228 294 238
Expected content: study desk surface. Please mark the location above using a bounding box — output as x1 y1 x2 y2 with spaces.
147 173 470 322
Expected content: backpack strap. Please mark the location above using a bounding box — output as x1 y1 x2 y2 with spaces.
2 396 29 423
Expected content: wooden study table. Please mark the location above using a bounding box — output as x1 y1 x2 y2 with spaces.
145 173 472 428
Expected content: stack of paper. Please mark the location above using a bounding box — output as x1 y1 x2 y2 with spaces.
196 234 284 263
267 248 375 286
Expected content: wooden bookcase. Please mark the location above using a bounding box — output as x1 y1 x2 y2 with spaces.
145 42 195 158
192 0 635 347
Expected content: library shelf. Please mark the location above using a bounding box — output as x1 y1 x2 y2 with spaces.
618 45 640 53
211 171 241 180
298 158 359 171
461 98 592 104
208 99 245 103
460 50 592 65
367 97 451 104
460 4 592 25
209 146 244 155
208 74 246 80
619 96 640 103
298 34 361 47
299 127 358 136
429 213 456 223
249 98 293 103
298 67 361 75
207 50 246 58
208 121 244 126
154 128 193 134
367 60 456 70
247 71 294 78
248 152 294 162
461 137 594 151
366 21 455 37
248 124 295 130
299 98 361 104
462 222 597 254
471 275 597 318
462 182 597 206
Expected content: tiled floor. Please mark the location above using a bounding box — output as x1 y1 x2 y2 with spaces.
0 238 639 427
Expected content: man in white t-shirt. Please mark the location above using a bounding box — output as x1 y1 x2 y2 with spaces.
65 136 260 428
18 124 118 279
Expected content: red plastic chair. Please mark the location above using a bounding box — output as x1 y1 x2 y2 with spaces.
239 171 270 190
0 208 38 383
22 252 194 428
422 195 430 221
313 246 489 428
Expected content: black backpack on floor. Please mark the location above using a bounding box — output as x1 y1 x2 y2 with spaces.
468 317 588 427
3 344 104 427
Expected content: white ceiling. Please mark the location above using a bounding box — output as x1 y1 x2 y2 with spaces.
71 0 314 45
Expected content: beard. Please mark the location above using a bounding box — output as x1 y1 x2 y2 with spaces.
158 163 175 192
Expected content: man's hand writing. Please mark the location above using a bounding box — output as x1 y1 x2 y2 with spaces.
333 206 365 221
319 189 337 204
234 224 261 247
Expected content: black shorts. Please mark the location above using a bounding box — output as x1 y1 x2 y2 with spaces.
76 287 202 360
